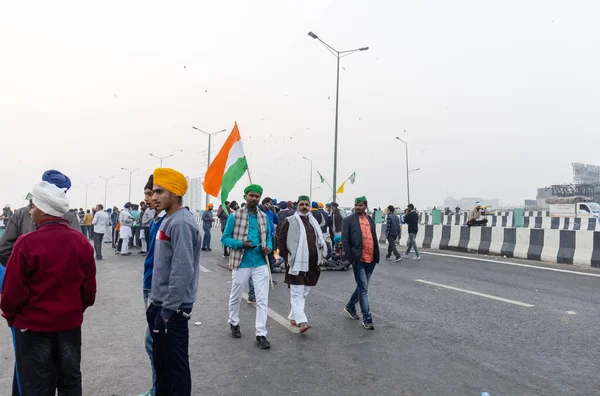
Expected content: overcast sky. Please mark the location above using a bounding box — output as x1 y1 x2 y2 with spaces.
2 1 599 210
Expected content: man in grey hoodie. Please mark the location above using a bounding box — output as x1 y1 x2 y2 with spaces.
147 168 201 396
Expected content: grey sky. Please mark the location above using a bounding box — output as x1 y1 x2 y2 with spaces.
2 1 599 210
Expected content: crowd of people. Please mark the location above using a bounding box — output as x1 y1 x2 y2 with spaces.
0 167 424 396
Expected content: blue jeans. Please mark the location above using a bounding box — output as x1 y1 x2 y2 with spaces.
202 226 211 249
143 290 157 394
346 260 376 322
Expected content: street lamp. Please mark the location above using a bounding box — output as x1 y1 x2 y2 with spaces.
302 156 313 200
121 167 140 202
81 182 93 210
99 176 115 208
192 126 227 208
307 31 369 203
395 134 412 204
149 153 174 167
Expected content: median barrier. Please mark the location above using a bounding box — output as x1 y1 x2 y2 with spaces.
390 225 600 268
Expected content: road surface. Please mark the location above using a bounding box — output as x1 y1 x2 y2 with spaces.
1 234 599 395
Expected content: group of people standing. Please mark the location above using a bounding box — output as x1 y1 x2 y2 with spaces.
0 166 394 396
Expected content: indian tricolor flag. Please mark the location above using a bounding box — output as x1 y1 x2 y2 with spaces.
203 122 249 207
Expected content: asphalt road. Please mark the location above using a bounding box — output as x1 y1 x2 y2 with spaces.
1 233 599 396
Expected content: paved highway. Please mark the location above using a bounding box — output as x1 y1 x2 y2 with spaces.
1 235 599 395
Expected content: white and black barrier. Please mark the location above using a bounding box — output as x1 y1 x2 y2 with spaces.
391 224 600 268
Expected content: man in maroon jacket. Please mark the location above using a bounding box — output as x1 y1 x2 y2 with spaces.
1 180 97 396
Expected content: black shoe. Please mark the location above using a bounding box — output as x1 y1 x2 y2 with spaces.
247 296 256 304
201 248 207 251
222 253 230 257
256 336 271 349
362 320 375 330
344 307 359 320
96 257 103 260
230 324 241 338
207 248 212 252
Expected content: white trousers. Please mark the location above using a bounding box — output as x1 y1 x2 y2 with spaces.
288 284 312 324
228 265 270 337
121 236 130 254
141 239 147 252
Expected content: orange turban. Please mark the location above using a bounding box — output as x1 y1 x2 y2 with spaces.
153 168 188 196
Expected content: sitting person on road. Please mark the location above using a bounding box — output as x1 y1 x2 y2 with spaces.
467 201 488 227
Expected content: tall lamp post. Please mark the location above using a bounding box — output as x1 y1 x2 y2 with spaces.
149 153 174 167
81 182 93 210
192 126 227 208
121 167 140 202
395 135 413 204
302 156 313 200
99 176 115 208
307 31 369 203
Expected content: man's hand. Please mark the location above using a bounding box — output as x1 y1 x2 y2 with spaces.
261 246 271 255
242 240 255 249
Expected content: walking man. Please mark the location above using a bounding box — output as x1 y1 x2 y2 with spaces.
342 196 379 330
222 184 273 349
402 204 421 261
1 180 96 396
147 168 201 396
201 203 214 251
91 204 109 260
82 209 93 239
385 205 402 262
278 196 327 334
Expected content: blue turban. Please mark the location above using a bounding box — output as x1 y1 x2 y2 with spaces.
311 201 318 209
334 235 342 244
42 170 72 191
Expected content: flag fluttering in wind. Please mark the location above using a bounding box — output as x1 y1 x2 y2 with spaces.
202 122 248 208
349 171 356 184
336 181 346 194
317 171 326 183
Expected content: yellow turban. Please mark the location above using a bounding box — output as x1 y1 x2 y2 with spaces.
153 168 188 196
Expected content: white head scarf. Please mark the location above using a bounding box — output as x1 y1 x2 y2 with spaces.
32 181 69 217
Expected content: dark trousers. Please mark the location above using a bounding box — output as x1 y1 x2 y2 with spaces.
92 232 104 259
467 219 488 227
13 327 82 396
147 304 192 396
112 227 117 247
386 235 400 259
133 226 142 247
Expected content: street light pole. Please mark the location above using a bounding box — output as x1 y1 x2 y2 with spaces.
395 135 411 204
302 156 313 200
308 31 369 203
99 176 115 208
81 182 93 210
192 126 227 208
149 153 174 167
121 167 140 202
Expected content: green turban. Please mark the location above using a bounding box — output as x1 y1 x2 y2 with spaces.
297 195 310 203
244 184 263 196
355 196 368 204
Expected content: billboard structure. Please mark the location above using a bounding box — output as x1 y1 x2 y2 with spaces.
572 162 600 184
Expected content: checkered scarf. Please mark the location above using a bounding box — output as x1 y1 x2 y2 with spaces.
229 207 267 270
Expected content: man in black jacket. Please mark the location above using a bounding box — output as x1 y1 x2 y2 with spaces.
342 196 379 330
402 204 421 261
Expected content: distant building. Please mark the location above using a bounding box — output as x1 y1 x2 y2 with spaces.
443 197 500 210
573 162 600 184
182 177 203 213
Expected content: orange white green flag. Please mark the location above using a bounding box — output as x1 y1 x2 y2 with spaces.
202 122 248 207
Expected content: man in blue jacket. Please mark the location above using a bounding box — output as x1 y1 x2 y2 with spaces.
136 175 166 396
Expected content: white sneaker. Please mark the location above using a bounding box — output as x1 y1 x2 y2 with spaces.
413 256 422 261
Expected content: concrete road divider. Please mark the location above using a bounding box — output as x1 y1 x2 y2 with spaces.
389 224 600 268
